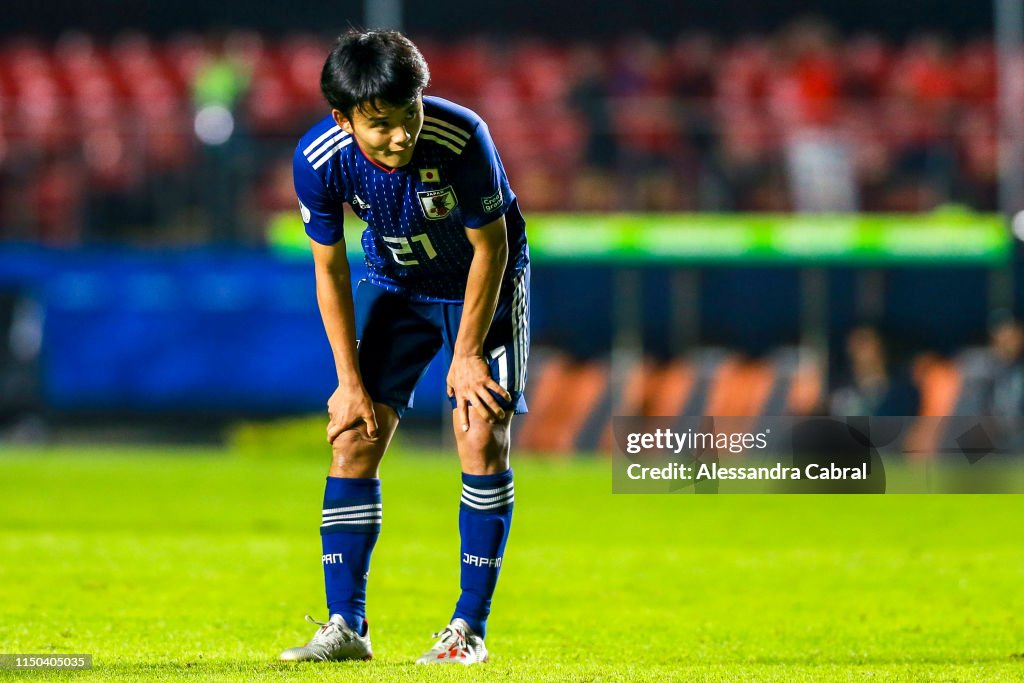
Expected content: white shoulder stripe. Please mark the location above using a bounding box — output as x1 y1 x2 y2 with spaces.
311 138 353 169
420 133 463 155
421 124 467 148
423 116 471 139
303 125 342 156
307 131 349 164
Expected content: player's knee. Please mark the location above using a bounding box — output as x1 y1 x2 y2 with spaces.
458 424 510 468
330 428 385 472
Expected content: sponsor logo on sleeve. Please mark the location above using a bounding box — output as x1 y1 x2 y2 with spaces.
482 189 503 214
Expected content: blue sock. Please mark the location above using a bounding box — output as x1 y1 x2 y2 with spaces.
453 469 514 639
321 477 381 636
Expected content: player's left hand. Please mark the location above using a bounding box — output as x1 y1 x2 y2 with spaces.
447 354 512 431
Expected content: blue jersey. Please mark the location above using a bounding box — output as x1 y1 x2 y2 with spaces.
293 96 529 303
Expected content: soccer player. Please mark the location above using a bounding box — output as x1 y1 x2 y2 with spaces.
278 29 529 666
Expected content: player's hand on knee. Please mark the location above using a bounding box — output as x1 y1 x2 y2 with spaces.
326 384 379 444
447 354 512 431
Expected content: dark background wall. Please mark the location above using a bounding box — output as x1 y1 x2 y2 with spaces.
3 0 993 40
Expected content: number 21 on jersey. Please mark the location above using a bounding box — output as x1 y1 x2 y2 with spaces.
382 233 438 265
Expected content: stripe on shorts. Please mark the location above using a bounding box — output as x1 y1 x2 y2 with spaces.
511 270 529 392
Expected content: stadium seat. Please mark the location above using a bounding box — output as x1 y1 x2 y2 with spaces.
0 31 1001 239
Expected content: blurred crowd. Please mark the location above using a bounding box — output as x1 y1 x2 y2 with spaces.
0 20 1005 244
830 313 1024 418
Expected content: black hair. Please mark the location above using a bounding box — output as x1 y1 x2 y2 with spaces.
320 29 430 117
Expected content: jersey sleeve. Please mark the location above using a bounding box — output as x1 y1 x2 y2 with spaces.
292 143 344 245
454 122 515 229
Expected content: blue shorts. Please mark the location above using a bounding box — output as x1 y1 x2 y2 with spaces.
354 267 529 418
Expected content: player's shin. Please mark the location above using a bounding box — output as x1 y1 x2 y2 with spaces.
453 469 514 638
320 477 382 636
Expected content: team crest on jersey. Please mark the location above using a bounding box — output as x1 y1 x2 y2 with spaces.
417 185 458 220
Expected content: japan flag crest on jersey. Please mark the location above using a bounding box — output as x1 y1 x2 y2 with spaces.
417 186 458 220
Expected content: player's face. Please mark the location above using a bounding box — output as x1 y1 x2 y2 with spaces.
334 97 424 169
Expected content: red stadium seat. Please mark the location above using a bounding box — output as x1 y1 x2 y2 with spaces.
0 30 1005 241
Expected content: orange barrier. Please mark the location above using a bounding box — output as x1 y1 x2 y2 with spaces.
787 359 822 415
515 349 988 455
903 354 963 458
517 356 609 453
647 359 696 416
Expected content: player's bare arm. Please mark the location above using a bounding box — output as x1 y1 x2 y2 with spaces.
310 238 379 444
448 216 514 432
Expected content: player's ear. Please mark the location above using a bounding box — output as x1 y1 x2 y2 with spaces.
332 109 354 135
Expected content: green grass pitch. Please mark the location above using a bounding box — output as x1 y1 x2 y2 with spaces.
1 440 1023 681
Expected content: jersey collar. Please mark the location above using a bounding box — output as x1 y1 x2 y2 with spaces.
355 139 411 174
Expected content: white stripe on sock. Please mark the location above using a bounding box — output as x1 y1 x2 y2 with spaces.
461 481 514 496
460 495 515 511
322 503 382 514
460 489 514 504
321 509 382 520
320 519 381 528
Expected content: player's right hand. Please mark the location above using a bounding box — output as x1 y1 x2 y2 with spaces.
326 383 379 444
447 354 511 431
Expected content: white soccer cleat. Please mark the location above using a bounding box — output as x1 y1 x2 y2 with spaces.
279 614 373 662
414 618 489 665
